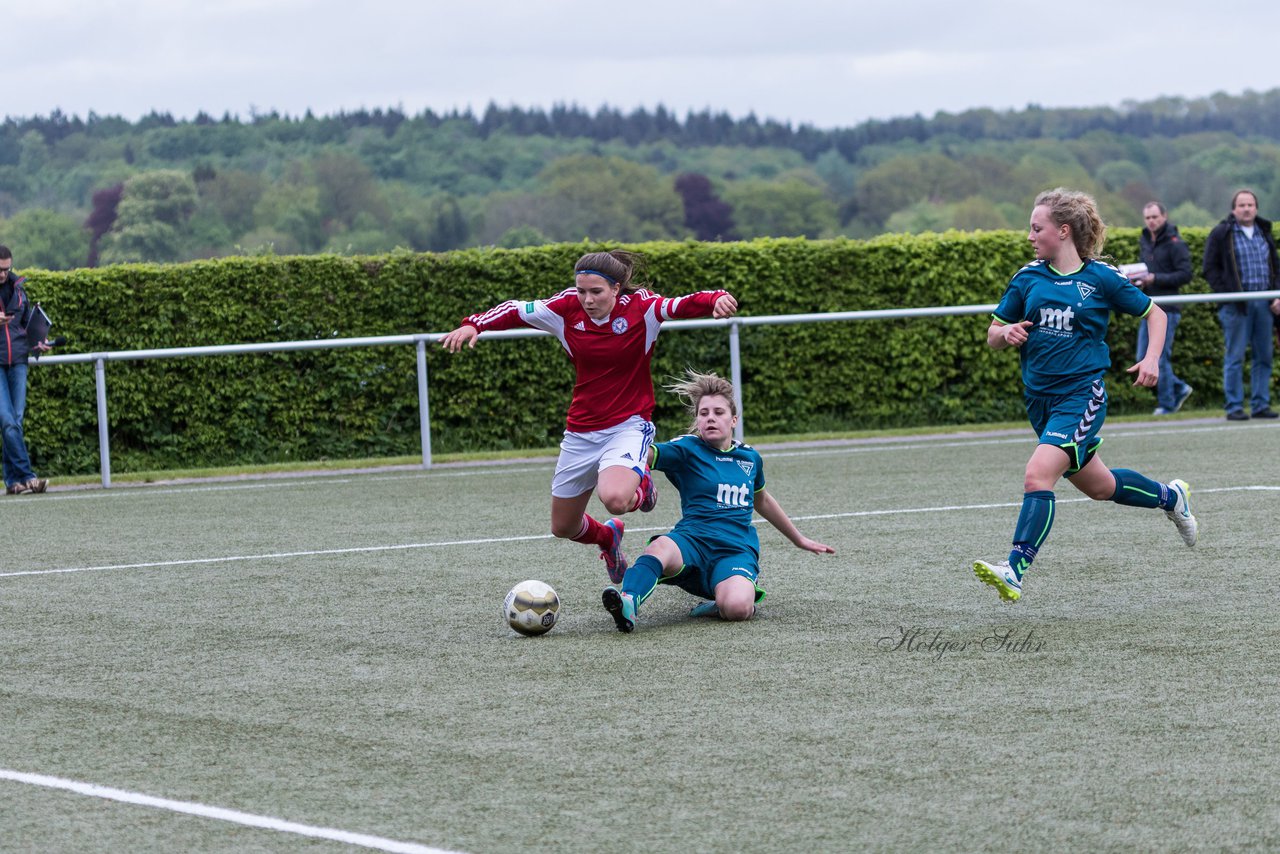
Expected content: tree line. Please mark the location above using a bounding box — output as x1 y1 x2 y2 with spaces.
4 88 1280 270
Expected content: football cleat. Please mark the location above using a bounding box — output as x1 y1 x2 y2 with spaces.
1165 479 1197 547
637 470 658 513
602 586 636 633
689 600 720 618
973 559 1022 603
600 518 628 584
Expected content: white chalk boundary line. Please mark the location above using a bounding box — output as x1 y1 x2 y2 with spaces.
0 768 462 854
6 466 554 504
4 485 1275 581
12 418 1272 503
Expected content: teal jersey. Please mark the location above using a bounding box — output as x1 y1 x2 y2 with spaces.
652 435 766 555
993 259 1153 395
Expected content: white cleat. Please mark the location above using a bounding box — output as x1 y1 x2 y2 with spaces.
1165 479 1198 547
973 559 1022 602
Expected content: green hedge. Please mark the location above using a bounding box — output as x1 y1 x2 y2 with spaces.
21 231 1235 476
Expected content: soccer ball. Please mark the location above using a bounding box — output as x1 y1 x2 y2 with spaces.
503 579 560 636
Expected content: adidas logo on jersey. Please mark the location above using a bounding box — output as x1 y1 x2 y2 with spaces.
574 321 585 331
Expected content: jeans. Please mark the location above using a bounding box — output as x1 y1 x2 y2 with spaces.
1136 310 1187 411
1219 301 1275 414
0 362 36 487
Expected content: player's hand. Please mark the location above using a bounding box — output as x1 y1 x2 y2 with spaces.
1003 320 1034 347
440 325 478 352
1126 357 1158 387
712 293 738 319
797 537 835 554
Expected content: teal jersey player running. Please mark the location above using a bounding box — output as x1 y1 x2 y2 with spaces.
973 188 1198 604
602 370 834 632
994 257 1154 396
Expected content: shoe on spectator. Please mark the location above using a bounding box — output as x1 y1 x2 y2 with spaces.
24 478 47 494
1251 408 1279 419
6 483 26 495
1227 410 1249 421
1152 407 1172 416
1172 384 1194 413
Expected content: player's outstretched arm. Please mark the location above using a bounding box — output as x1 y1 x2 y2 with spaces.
712 293 738 318
754 489 835 554
440 324 479 352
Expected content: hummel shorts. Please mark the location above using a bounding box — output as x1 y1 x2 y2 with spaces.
1026 378 1107 473
659 530 763 600
551 415 655 498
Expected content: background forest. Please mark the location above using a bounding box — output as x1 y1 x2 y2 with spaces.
5 88 1280 269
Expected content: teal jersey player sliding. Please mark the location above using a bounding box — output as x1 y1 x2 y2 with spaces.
602 369 834 633
973 188 1199 603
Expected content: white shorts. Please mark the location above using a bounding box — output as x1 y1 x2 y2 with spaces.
551 415 655 499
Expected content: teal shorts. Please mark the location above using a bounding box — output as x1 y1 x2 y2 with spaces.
1025 378 1107 473
658 530 766 603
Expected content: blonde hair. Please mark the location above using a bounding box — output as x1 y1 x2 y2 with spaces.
665 369 737 435
1034 187 1107 259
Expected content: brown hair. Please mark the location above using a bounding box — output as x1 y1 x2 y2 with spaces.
1034 187 1107 259
574 249 644 293
665 369 737 435
1231 189 1259 209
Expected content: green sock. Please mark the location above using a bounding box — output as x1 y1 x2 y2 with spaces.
622 554 663 606
1007 490 1054 579
1109 468 1165 509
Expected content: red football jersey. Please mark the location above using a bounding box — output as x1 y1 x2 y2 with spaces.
464 287 727 432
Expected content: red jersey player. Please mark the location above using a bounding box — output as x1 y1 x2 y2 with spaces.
440 250 738 582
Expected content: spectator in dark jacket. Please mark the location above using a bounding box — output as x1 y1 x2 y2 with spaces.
0 245 50 494
1128 202 1194 414
1201 189 1280 420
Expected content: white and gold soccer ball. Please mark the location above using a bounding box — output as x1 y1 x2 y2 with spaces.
503 579 560 636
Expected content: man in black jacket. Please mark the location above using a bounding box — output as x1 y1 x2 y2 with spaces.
1129 202 1194 414
1201 189 1280 420
0 245 50 493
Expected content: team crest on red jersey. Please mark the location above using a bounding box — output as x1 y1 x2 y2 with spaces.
612 317 629 334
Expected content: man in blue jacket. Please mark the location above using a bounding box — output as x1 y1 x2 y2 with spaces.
1201 190 1280 420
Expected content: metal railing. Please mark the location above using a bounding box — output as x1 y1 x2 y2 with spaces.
33 290 1279 488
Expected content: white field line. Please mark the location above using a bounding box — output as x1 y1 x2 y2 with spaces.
13 419 1274 502
4 485 1275 580
0 768 462 854
764 420 1280 459
9 466 553 504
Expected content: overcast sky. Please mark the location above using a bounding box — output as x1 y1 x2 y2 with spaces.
8 1 1276 130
